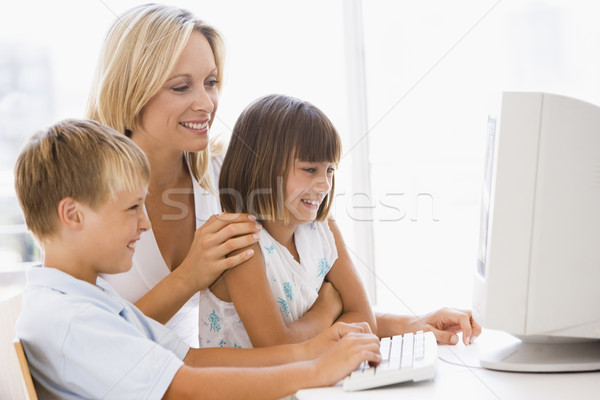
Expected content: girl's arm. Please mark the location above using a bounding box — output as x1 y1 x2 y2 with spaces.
375 308 482 344
224 243 342 347
324 219 378 334
136 214 259 324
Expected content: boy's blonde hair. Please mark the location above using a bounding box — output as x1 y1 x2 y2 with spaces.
14 119 150 244
219 94 342 223
86 3 224 190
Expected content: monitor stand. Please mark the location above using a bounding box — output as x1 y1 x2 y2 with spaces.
479 336 600 372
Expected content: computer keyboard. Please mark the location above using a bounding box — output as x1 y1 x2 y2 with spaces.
343 330 437 391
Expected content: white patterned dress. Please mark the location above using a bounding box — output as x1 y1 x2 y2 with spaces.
197 221 338 348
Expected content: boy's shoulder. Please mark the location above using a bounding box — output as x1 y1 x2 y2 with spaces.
16 267 190 399
20 267 120 310
16 267 120 340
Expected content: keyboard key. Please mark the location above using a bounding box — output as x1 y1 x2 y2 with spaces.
401 333 414 368
343 331 437 391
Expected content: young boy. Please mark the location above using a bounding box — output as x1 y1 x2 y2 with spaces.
13 119 381 400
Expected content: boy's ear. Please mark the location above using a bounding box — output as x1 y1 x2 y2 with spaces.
57 197 85 231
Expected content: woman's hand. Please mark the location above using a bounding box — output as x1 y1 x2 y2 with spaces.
179 213 261 291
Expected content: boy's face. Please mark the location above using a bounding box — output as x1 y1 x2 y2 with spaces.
78 185 150 280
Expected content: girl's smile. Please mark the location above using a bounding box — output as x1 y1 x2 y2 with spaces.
285 158 335 224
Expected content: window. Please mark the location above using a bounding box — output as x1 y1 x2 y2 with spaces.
360 0 600 314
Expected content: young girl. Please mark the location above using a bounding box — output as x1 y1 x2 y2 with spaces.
198 94 377 348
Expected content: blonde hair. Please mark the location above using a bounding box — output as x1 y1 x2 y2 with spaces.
219 94 342 223
14 119 150 244
86 3 224 190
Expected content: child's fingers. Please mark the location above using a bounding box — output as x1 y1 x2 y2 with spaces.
328 322 366 340
352 321 372 334
330 321 373 338
352 337 381 366
336 334 382 374
342 332 380 350
316 332 382 386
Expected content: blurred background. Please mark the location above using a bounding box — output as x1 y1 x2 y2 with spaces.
1 0 599 315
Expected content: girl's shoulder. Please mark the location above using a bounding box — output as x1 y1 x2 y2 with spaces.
295 220 337 257
297 220 333 237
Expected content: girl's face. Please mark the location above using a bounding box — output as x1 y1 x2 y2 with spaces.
135 31 219 154
284 158 335 224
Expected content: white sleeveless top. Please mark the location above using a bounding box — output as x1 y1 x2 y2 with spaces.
101 156 223 347
197 220 338 348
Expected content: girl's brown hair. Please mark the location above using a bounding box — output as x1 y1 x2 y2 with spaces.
219 94 342 223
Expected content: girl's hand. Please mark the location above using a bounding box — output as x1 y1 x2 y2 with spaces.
422 307 482 345
179 213 261 291
376 308 482 345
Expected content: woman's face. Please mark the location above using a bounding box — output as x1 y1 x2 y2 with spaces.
136 31 219 154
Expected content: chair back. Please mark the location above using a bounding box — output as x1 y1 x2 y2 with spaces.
0 293 37 400
13 339 38 400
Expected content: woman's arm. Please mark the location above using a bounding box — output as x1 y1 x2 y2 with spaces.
136 213 260 324
224 243 343 347
324 219 378 334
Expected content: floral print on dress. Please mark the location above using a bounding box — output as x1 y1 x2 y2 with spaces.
316 257 332 278
208 310 222 332
283 281 294 301
264 245 275 255
278 297 290 317
197 221 338 349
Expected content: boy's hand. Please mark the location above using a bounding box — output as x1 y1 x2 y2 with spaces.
180 213 261 291
311 329 381 387
303 321 372 360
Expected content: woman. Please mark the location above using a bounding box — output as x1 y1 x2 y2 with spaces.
86 3 341 347
87 3 480 347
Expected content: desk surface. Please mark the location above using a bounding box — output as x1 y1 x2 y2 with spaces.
294 329 600 400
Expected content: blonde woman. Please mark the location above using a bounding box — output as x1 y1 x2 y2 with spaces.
87 3 481 348
86 3 342 347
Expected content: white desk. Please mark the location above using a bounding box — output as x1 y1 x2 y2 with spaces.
294 329 600 400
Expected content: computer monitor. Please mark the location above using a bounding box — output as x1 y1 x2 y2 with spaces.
472 91 600 372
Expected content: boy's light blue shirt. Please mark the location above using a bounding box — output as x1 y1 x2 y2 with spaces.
16 267 190 400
